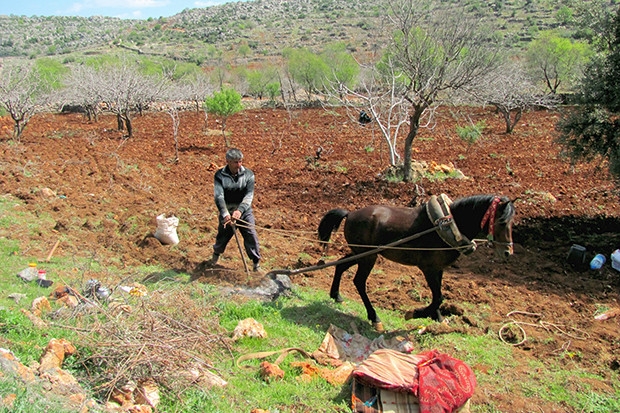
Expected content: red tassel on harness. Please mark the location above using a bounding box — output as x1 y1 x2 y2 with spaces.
480 197 500 240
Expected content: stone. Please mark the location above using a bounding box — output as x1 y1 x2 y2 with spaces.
38 338 77 372
259 361 284 382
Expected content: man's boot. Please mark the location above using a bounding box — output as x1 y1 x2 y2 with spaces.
210 253 220 265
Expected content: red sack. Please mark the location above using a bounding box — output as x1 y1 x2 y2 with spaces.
416 350 476 413
352 348 476 413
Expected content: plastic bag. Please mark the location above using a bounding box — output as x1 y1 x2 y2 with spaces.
154 214 180 245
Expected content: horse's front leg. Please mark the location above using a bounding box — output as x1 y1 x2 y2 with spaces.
352 255 383 332
330 254 358 302
405 269 444 321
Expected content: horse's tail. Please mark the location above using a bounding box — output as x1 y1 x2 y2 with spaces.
318 208 349 243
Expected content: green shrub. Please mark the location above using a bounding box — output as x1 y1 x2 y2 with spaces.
204 88 244 146
456 120 486 146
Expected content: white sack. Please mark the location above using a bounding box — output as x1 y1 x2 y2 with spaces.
154 214 179 245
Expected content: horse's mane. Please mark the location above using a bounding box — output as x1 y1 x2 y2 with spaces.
452 194 515 223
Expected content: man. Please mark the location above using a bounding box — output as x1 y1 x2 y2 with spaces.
211 148 262 271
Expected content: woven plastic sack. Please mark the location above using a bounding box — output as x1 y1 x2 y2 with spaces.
154 214 179 245
352 349 475 413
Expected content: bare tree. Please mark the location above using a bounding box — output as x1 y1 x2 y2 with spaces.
388 0 501 181
334 63 409 166
183 73 215 112
327 0 500 181
62 64 103 121
0 62 53 140
98 60 166 138
471 61 559 133
181 73 215 130
161 81 193 163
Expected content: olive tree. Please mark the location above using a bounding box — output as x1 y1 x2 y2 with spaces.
526 31 592 95
321 42 359 96
246 65 279 101
285 48 328 101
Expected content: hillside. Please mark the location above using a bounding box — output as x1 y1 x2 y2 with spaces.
0 0 591 65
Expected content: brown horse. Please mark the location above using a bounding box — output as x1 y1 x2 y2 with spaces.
317 194 515 331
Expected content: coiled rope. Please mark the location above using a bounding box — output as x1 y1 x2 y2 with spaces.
498 310 591 347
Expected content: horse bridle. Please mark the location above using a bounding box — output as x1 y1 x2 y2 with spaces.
480 196 514 248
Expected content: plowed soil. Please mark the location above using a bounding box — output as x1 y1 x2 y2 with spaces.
2 105 619 412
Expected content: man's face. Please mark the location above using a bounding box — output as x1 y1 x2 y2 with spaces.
227 158 243 174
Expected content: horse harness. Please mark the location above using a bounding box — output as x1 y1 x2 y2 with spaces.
425 194 477 254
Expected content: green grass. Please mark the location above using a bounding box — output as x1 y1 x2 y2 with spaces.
1 194 619 412
0 374 83 412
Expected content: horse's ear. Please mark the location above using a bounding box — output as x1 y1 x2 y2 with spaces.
499 196 518 205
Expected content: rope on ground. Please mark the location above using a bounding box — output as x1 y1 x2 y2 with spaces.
499 310 591 347
233 218 490 253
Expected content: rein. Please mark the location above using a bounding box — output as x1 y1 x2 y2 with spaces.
266 225 444 278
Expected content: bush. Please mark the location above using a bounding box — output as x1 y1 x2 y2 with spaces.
456 120 486 146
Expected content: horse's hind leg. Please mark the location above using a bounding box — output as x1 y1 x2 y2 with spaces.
352 255 383 331
405 269 444 321
330 254 358 302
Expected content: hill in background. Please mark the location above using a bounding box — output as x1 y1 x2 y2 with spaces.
0 0 593 66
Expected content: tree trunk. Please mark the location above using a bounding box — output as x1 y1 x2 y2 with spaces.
495 105 521 134
221 119 229 147
126 116 133 138
403 107 424 182
509 109 523 134
498 106 523 134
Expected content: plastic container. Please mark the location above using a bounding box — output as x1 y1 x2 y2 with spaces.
17 262 38 282
611 249 620 271
567 244 586 267
590 253 606 270
37 269 47 280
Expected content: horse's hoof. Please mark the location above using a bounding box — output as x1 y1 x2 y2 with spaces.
373 322 385 333
435 310 444 322
331 294 344 303
405 307 441 320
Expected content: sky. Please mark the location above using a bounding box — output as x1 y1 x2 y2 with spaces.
2 0 247 20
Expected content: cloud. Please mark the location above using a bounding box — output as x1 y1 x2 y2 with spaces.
93 0 170 8
194 1 226 7
66 3 85 14
67 0 169 13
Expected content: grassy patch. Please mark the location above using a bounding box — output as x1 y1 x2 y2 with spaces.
1 195 619 412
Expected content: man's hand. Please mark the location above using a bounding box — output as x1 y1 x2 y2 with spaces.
223 211 241 227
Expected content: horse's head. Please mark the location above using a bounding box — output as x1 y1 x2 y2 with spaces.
483 196 515 258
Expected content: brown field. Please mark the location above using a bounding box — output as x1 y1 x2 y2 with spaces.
1 105 619 412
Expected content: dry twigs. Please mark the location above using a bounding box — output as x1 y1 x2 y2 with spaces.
73 285 232 400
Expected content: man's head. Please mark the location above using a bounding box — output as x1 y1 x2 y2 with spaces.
226 148 244 174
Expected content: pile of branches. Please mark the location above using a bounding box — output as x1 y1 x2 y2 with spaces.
71 284 232 401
